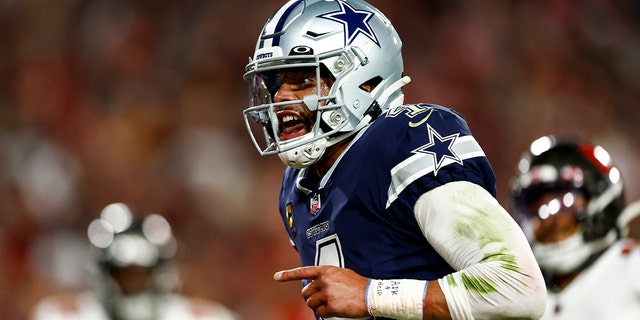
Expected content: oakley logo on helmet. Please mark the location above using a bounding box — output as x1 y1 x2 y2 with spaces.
318 1 380 47
290 45 314 55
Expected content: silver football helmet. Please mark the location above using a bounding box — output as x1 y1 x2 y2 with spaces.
510 136 624 277
87 203 179 319
243 0 410 168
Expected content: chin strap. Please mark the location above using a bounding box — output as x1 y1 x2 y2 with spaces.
378 76 412 107
325 76 412 148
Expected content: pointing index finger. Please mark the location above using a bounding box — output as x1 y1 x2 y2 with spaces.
274 266 327 282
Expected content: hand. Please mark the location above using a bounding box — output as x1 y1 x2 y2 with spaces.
274 265 370 318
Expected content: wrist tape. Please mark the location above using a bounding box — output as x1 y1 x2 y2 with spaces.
366 278 428 320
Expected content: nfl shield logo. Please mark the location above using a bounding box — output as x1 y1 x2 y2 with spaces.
310 193 321 215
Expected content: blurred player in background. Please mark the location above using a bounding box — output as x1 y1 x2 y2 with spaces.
31 203 239 320
242 0 546 319
510 135 640 319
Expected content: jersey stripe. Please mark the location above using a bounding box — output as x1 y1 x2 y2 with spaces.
386 135 486 208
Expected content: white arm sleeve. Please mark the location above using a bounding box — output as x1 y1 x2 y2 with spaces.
414 181 547 320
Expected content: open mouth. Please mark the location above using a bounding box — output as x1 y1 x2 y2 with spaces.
278 110 309 141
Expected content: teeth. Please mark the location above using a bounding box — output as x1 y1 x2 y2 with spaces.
282 115 299 123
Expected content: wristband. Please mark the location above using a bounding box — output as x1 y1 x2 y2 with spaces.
366 278 428 320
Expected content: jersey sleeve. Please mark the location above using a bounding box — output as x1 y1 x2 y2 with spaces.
414 181 547 319
379 104 497 222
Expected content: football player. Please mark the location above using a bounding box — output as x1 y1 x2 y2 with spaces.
510 135 640 319
31 203 239 320
242 0 546 319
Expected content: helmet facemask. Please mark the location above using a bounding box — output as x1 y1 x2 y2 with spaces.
516 187 597 276
243 50 353 163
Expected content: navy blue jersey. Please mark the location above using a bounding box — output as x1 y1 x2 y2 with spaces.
278 104 496 287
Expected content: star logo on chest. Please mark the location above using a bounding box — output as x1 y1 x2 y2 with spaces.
318 1 380 47
412 125 463 176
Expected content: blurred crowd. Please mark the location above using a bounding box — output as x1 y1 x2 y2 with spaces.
0 0 638 319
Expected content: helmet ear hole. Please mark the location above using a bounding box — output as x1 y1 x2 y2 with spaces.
360 76 382 93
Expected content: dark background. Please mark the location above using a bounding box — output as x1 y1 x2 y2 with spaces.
1 0 639 319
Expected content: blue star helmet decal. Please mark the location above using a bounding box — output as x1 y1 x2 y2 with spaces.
318 1 380 47
412 125 463 176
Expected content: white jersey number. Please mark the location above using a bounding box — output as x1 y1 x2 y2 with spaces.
315 234 344 267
